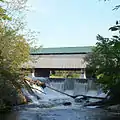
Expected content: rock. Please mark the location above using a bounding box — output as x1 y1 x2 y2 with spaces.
75 96 83 102
75 96 89 103
75 98 83 103
63 102 72 106
86 100 90 103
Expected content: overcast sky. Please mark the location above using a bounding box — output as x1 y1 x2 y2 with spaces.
26 0 120 48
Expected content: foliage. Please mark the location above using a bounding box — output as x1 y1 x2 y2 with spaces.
0 0 38 111
103 0 120 10
0 27 30 69
85 22 120 103
50 70 81 78
0 0 11 20
0 25 29 111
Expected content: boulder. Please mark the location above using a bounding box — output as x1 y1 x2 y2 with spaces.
63 102 72 106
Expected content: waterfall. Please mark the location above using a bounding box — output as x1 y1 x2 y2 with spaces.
86 79 98 96
48 78 103 97
64 78 74 90
73 79 88 96
21 88 38 104
50 81 65 91
22 81 44 104
21 78 106 107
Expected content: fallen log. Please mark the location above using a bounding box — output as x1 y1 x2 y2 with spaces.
46 85 75 98
24 77 46 88
84 100 105 107
24 79 46 94
29 86 46 94
73 95 105 100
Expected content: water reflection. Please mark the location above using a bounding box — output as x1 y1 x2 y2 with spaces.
1 108 120 120
0 112 18 120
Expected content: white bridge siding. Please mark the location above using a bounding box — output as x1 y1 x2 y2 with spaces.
28 54 87 69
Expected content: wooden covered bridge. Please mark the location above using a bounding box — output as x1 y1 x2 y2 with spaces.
23 46 92 78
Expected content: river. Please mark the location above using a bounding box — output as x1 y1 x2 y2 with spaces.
1 79 120 120
1 106 120 120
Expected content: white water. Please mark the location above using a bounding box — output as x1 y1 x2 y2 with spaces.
22 79 106 108
50 82 65 91
22 81 44 104
21 88 38 103
73 82 88 96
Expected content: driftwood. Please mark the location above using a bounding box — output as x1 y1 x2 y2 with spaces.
84 100 106 107
46 85 75 98
24 79 46 94
24 77 46 87
29 86 46 94
46 85 105 100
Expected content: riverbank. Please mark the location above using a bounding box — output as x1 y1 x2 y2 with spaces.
1 88 120 120
0 77 45 113
83 98 120 114
104 104 120 114
0 90 28 113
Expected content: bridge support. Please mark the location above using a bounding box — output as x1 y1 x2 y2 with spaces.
32 69 35 77
80 68 86 79
27 68 35 77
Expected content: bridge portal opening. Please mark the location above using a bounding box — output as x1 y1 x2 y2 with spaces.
31 68 87 79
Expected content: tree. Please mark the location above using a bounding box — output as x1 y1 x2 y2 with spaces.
0 0 11 20
0 19 30 111
85 22 120 103
0 0 39 111
103 0 120 10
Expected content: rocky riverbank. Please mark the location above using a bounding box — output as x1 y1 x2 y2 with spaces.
0 90 27 113
0 78 46 113
83 98 120 114
105 104 120 113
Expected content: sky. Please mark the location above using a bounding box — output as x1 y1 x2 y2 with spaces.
26 0 120 48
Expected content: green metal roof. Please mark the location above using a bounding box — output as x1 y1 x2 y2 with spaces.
30 46 92 54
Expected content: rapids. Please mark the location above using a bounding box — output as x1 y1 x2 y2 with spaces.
1 78 119 120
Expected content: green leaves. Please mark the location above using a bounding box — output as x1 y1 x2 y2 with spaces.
0 0 41 110
0 0 11 21
0 27 30 69
0 0 31 110
85 32 120 92
0 24 30 110
0 0 4 2
109 25 120 31
113 5 120 10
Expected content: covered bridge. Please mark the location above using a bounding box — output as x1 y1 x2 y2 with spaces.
23 46 92 78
